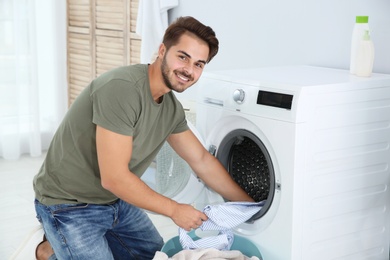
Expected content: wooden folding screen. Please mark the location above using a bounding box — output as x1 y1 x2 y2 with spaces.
67 0 140 105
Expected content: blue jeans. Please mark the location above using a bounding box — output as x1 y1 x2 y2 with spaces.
35 199 164 260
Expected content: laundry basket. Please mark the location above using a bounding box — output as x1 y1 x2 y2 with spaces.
161 230 262 259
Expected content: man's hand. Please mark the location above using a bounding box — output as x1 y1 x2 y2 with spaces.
169 203 208 231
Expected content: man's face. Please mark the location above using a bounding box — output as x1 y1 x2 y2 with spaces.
160 33 210 93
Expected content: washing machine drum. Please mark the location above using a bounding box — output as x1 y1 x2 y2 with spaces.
216 129 275 221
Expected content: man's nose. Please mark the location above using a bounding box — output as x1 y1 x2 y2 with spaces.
183 63 194 75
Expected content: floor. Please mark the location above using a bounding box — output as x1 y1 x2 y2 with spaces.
0 153 178 260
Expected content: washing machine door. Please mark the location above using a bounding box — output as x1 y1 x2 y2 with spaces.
213 129 275 221
205 115 281 231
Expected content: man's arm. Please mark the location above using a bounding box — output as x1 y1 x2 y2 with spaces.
96 125 207 230
167 129 254 202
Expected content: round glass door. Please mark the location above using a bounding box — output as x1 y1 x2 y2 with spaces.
216 129 275 221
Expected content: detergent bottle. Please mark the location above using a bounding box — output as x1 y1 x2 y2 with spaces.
355 30 375 77
349 16 370 74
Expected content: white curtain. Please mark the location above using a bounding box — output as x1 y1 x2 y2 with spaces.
0 0 67 160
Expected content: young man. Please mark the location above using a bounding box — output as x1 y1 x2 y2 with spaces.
26 16 253 259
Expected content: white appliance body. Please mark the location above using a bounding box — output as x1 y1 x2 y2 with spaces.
193 66 390 260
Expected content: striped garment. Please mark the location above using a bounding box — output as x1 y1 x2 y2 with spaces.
179 201 264 250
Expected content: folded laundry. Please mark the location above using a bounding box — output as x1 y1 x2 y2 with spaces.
179 201 264 251
153 248 261 260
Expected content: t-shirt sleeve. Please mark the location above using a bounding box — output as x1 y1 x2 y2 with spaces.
170 96 190 134
172 116 189 134
91 80 140 136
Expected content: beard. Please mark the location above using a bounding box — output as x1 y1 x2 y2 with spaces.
161 55 194 93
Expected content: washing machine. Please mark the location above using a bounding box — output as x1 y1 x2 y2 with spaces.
193 66 390 260
143 66 390 260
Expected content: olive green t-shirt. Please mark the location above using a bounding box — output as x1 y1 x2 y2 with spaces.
33 64 188 205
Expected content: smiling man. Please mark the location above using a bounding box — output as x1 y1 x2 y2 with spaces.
26 16 254 260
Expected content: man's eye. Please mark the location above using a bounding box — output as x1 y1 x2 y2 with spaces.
196 63 204 69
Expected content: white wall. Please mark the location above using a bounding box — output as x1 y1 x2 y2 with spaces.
170 0 390 74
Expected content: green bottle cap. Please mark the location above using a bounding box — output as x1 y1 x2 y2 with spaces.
356 16 368 23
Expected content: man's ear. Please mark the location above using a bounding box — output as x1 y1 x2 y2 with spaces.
158 43 166 59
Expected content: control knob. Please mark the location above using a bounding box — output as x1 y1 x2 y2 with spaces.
233 89 245 104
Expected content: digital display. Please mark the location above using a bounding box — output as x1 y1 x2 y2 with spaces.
257 90 293 110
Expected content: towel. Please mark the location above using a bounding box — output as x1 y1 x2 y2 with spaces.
152 248 260 260
136 0 179 63
179 201 264 251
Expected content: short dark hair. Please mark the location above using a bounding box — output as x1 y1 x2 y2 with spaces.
162 16 219 63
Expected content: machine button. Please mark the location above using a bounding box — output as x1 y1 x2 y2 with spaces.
233 89 245 104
